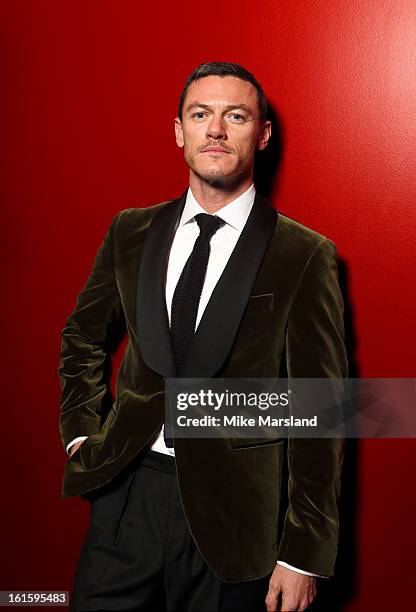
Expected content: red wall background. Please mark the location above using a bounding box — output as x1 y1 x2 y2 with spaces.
1 1 415 609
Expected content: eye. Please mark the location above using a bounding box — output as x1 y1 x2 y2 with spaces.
228 113 245 122
191 111 207 120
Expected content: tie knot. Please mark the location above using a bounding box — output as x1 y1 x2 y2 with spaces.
194 213 225 240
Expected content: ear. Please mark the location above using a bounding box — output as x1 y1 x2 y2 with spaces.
174 117 184 148
256 120 272 152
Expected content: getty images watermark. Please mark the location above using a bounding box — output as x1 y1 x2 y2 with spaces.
175 387 317 428
165 378 416 439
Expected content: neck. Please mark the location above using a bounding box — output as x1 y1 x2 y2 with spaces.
188 172 253 213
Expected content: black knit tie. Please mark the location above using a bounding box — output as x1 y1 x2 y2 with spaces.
164 213 225 447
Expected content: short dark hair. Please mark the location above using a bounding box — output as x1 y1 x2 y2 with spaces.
178 61 268 121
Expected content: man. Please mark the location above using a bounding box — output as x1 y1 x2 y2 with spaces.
59 62 347 611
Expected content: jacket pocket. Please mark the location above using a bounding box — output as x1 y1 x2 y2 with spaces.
244 292 274 315
231 438 285 451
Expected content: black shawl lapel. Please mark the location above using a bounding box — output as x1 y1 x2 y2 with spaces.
178 191 277 378
136 190 187 378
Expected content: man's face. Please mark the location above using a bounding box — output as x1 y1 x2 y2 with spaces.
175 75 271 186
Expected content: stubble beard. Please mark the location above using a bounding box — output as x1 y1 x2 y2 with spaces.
186 150 242 189
195 167 230 188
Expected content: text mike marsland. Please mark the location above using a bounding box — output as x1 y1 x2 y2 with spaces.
176 415 319 427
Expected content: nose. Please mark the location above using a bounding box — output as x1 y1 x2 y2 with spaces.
206 113 227 140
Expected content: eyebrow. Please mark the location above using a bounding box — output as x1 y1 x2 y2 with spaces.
186 102 253 114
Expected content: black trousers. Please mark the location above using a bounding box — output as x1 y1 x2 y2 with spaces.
70 449 271 612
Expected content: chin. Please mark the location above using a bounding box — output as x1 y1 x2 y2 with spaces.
198 164 235 181
200 173 232 187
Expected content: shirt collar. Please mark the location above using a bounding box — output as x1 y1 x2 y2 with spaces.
179 183 256 231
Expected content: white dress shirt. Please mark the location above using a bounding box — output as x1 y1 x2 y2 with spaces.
66 183 323 577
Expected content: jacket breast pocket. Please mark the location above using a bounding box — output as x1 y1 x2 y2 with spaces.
244 292 274 316
231 438 285 451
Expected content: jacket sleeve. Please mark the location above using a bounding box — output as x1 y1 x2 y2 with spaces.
276 238 348 577
58 211 124 452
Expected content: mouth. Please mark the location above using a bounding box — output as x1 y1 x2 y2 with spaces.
201 147 231 154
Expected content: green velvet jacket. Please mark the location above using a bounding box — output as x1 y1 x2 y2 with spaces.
58 189 347 582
